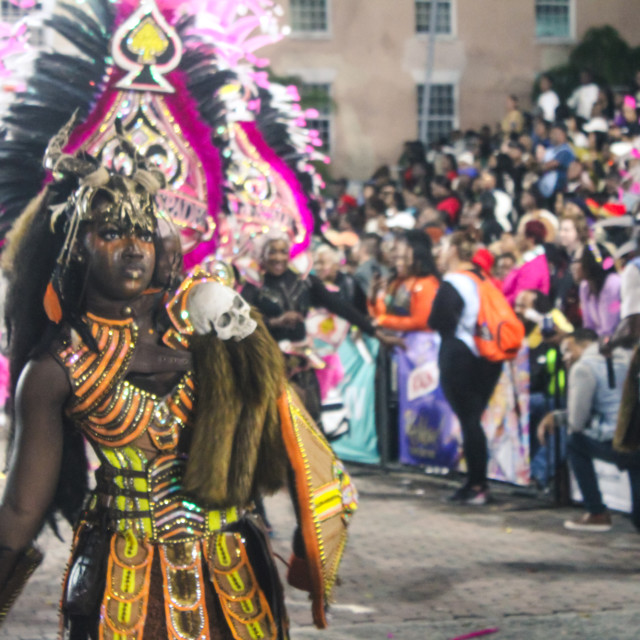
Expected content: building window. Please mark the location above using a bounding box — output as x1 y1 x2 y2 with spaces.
535 0 571 39
415 0 452 35
0 0 40 21
0 0 45 45
301 82 332 153
417 83 455 143
290 0 328 33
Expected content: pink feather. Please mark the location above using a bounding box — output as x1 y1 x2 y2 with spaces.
450 628 499 640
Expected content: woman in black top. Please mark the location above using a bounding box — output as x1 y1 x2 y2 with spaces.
242 236 397 425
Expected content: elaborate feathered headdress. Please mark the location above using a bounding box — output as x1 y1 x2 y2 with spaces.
0 0 323 278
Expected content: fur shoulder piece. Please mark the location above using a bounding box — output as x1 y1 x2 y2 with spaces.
183 310 287 507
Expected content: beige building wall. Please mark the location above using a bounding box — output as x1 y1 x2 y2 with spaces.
263 0 419 180
266 0 640 180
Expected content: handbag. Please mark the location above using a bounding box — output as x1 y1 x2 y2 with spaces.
63 521 109 617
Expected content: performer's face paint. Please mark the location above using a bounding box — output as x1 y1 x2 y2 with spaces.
264 239 290 277
81 217 156 302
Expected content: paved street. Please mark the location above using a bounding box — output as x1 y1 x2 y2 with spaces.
2 465 640 640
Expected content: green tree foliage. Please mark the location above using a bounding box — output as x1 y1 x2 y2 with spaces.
535 26 640 102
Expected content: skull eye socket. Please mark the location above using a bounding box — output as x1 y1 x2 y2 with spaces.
218 312 231 328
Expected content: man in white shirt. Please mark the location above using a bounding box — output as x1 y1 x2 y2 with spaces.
537 74 560 123
567 70 600 121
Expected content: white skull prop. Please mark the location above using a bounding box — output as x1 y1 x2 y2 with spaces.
186 281 257 341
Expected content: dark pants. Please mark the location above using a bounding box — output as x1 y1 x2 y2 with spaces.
438 338 503 487
567 432 640 529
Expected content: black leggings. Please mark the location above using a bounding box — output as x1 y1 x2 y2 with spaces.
438 338 503 487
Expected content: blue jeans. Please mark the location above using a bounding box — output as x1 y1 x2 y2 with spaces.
531 428 567 487
529 392 565 486
567 432 640 529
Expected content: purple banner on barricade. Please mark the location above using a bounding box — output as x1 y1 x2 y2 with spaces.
396 334 531 485
396 332 459 469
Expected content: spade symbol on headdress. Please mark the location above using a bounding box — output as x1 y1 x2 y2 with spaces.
112 0 182 93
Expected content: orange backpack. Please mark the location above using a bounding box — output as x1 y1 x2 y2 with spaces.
465 270 525 361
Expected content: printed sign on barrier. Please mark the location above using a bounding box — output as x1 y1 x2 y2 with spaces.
397 333 459 470
396 332 531 485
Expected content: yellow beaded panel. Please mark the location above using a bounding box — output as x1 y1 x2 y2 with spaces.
100 446 153 539
311 479 343 522
95 449 241 543
206 532 277 640
287 391 356 600
159 541 210 640
99 532 154 640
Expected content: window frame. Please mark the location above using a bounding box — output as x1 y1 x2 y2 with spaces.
0 0 52 47
289 0 332 39
414 0 457 40
416 81 458 145
534 0 575 43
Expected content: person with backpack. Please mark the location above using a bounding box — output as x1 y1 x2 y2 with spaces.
430 231 524 504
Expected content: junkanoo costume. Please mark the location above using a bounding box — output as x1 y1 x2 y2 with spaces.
50 275 357 639
0 0 356 637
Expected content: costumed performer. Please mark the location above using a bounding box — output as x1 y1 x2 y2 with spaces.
0 135 357 639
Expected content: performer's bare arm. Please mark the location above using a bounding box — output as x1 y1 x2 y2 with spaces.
0 355 70 585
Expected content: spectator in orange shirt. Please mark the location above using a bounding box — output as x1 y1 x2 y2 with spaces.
370 230 440 332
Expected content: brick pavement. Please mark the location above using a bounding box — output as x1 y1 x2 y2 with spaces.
2 466 640 639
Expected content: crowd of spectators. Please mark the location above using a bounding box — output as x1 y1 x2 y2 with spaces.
307 68 640 530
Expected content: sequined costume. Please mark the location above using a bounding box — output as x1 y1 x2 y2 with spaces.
53 311 284 640
42 269 357 640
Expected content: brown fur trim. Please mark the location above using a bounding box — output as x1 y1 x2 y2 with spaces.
183 311 288 506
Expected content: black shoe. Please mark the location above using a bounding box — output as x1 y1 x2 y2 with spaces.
445 484 489 505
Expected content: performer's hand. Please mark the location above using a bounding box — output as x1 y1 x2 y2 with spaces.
287 553 313 593
537 412 556 445
271 311 305 329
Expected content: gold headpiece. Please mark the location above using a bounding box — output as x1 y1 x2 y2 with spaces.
43 115 166 323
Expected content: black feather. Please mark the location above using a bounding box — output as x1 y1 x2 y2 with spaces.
0 0 114 236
